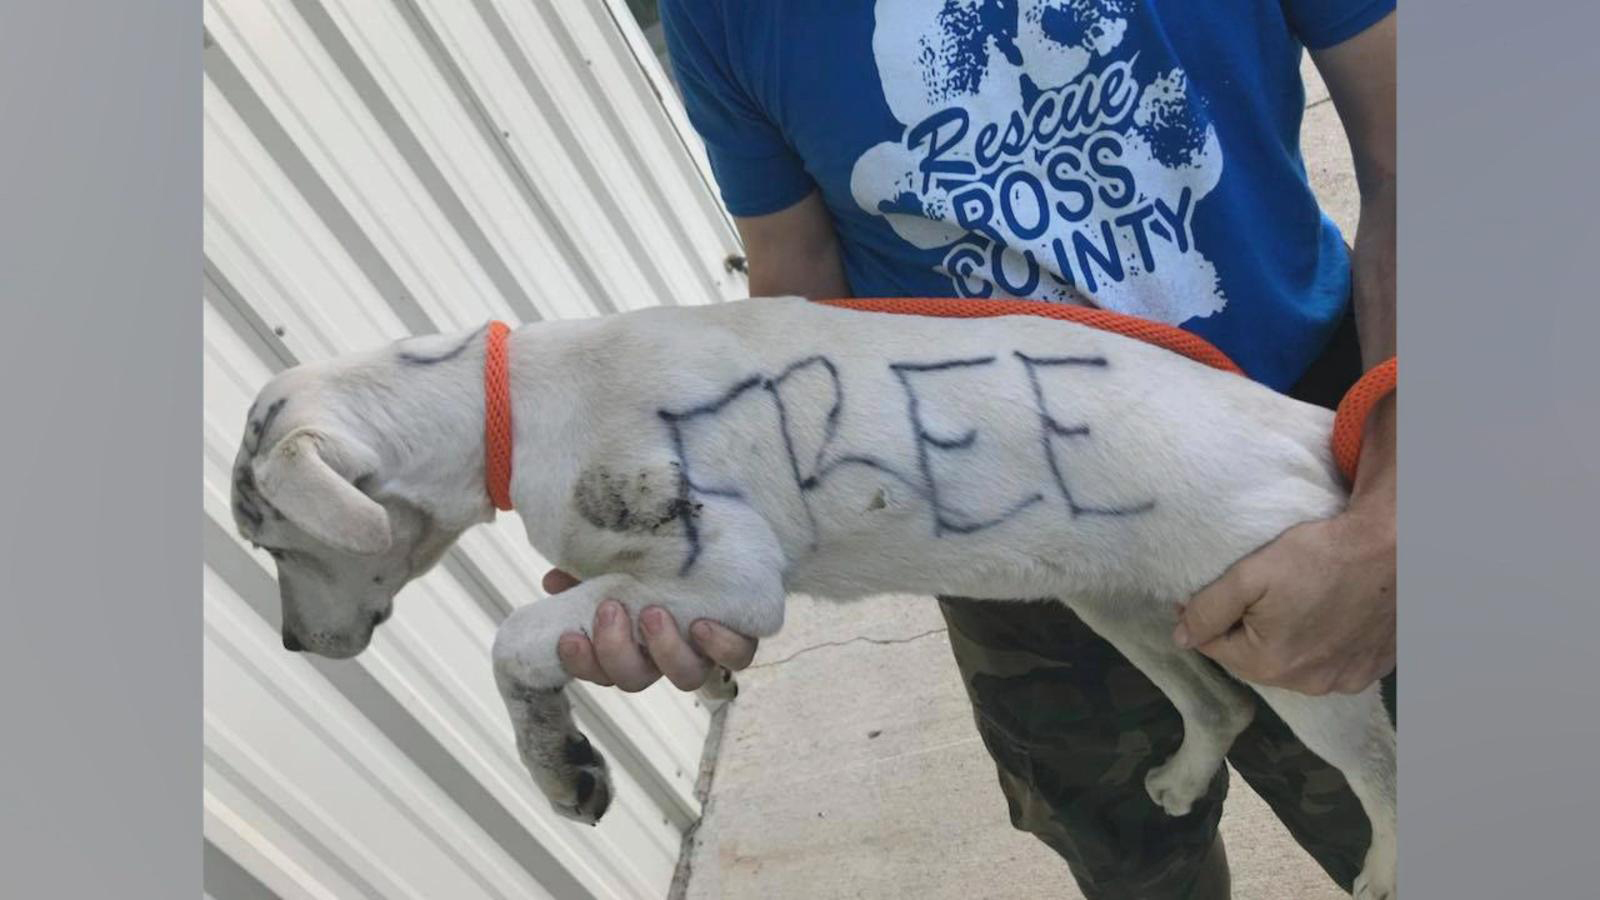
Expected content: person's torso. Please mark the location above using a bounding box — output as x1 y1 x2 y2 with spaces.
708 0 1352 389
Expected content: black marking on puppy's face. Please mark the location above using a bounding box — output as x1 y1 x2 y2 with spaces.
233 395 292 540
234 498 264 532
232 449 282 536
245 397 288 456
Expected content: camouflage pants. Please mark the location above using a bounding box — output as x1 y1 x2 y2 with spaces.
939 311 1398 899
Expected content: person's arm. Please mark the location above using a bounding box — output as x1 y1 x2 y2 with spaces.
1173 11 1396 695
1325 9 1397 516
551 192 851 691
738 189 853 299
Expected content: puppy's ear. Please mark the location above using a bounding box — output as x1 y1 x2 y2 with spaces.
254 427 392 556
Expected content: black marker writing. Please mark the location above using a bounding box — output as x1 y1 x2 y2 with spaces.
656 349 1154 574
1015 351 1154 517
397 323 488 365
890 356 1043 535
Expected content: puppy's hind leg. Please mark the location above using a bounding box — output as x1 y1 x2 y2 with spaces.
1251 684 1397 900
1069 601 1257 817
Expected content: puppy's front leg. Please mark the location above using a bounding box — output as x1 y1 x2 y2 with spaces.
492 507 787 823
492 573 633 824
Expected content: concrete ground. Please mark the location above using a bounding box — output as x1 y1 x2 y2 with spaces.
677 56 1361 900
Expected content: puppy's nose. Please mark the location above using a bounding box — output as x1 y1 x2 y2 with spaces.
282 632 304 652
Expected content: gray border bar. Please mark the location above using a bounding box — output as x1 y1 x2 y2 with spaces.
0 2 200 897
1400 4 1600 898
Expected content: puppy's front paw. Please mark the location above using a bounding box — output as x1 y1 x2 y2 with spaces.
555 765 612 826
531 732 613 826
1144 757 1210 817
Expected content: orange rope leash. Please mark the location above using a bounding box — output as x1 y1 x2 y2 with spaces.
484 321 515 511
1330 356 1397 483
818 297 1391 484
822 296 1245 375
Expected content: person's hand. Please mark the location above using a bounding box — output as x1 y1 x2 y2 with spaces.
544 569 759 692
1173 401 1396 695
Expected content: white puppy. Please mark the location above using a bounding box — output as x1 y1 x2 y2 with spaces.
230 297 1396 899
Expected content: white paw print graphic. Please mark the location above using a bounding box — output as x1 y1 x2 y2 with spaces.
851 0 1229 323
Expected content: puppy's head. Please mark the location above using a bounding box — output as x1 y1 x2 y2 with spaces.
231 368 462 659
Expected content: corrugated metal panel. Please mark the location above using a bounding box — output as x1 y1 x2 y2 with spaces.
202 2 745 896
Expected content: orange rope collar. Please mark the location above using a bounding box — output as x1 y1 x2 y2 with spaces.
484 321 514 511
819 297 1392 484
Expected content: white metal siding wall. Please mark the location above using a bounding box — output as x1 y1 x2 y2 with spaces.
202 2 744 897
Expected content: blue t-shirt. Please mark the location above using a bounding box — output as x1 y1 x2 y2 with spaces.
660 0 1393 390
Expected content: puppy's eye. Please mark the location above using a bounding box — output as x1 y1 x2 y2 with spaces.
265 548 287 561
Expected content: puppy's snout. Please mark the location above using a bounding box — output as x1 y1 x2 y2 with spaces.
282 631 304 652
